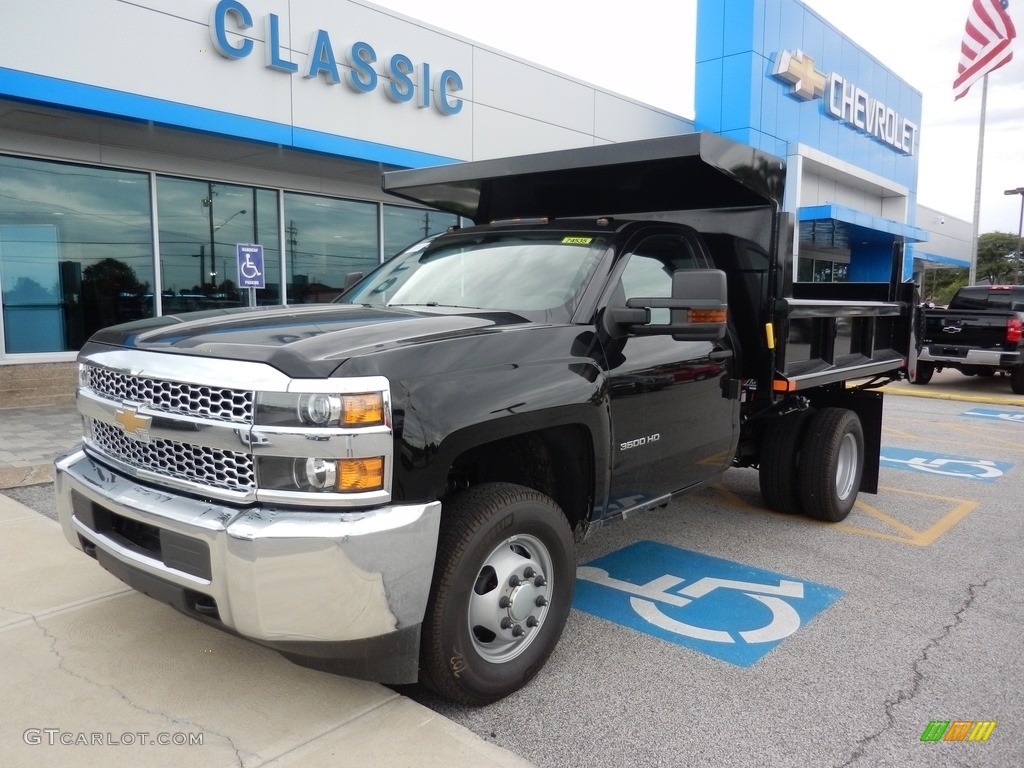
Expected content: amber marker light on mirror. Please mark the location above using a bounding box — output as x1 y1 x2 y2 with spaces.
688 309 728 323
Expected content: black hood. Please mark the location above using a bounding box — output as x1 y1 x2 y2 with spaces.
84 304 532 378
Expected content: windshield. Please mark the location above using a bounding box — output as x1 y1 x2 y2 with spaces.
339 232 608 318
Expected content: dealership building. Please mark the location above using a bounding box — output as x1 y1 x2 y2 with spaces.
0 0 971 404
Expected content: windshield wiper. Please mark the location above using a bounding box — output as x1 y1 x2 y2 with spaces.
388 302 484 310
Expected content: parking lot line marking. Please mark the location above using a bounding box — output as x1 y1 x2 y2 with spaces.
705 484 978 547
835 489 977 547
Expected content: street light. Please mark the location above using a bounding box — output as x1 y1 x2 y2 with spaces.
1006 187 1024 285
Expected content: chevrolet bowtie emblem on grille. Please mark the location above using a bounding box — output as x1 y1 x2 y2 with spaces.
772 49 827 101
942 326 963 333
114 406 152 441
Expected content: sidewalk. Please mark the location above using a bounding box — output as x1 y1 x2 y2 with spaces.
0 403 81 490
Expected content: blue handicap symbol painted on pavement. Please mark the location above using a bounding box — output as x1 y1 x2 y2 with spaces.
962 407 1024 424
572 541 842 667
880 447 1012 483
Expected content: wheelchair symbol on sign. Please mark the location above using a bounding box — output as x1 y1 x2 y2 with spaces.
240 253 262 279
576 566 804 644
881 456 1003 480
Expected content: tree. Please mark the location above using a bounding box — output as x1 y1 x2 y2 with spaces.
921 231 1021 306
975 232 1022 285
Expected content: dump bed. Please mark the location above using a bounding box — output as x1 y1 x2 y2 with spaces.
383 132 913 398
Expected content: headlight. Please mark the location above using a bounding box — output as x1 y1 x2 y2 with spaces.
298 394 342 426
256 391 386 427
257 456 386 493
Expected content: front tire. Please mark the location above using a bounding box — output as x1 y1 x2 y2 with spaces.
420 483 575 705
798 408 864 523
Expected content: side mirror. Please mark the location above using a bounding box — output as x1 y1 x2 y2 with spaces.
610 269 729 341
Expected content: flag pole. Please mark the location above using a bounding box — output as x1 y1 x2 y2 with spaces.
969 74 988 286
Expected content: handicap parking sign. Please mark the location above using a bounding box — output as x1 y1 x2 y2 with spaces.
573 541 842 666
236 243 266 289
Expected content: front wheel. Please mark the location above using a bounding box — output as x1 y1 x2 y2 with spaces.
420 483 575 705
798 408 864 522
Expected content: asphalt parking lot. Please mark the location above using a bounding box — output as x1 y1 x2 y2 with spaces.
4 373 1023 767
404 386 1024 768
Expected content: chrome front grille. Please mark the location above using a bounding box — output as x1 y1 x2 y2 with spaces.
86 365 253 424
89 419 255 492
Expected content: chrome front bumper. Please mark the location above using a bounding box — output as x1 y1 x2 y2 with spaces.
55 447 441 683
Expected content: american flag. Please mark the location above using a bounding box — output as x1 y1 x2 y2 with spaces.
954 0 1017 99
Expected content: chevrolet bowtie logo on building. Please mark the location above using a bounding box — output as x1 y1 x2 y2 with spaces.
771 49 919 156
772 49 826 100
114 406 153 442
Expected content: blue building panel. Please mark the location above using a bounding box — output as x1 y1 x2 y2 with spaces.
695 59 725 132
759 73 780 139
724 0 758 56
760 0 784 55
721 55 752 130
696 0 726 62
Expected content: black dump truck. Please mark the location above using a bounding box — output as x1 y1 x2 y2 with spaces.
915 284 1024 393
55 133 915 705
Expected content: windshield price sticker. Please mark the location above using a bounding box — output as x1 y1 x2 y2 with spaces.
562 236 593 244
573 541 842 666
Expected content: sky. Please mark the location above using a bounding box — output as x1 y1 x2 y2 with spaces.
365 0 1024 236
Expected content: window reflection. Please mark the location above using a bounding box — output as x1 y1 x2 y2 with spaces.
0 155 153 353
157 178 280 311
383 204 459 259
285 193 379 303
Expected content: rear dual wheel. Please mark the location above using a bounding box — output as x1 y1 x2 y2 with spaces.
1011 366 1024 395
911 361 935 385
759 407 864 522
798 408 864 522
759 410 815 515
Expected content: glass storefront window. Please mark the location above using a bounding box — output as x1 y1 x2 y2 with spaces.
284 193 380 303
797 256 849 283
0 155 154 354
383 204 459 259
157 178 280 311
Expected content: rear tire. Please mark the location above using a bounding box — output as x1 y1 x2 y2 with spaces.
912 361 934 385
798 408 864 523
1011 366 1024 395
419 483 575 706
759 409 815 514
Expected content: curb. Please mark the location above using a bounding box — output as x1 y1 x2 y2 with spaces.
0 463 53 490
881 386 1024 407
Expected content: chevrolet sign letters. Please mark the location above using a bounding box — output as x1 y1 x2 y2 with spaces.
773 50 918 156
